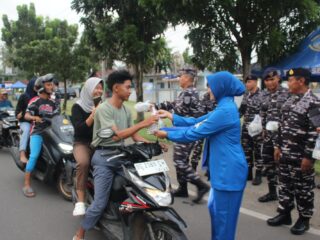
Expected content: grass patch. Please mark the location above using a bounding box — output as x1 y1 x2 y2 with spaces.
315 161 320 176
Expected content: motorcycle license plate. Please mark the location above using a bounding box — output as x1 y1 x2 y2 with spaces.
134 159 169 176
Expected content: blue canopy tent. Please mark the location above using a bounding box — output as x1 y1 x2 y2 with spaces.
253 28 320 81
10 81 27 89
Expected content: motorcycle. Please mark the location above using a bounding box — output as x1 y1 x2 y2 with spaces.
10 114 76 201
0 107 19 148
72 129 188 240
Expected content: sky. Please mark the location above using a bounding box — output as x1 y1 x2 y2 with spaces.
0 0 191 53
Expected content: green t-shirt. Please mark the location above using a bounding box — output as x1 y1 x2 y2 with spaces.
91 100 132 147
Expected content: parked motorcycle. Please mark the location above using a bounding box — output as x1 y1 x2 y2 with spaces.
0 107 19 148
72 129 188 240
10 114 76 201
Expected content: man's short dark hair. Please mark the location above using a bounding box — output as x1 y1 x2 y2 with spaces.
178 68 196 81
107 70 133 91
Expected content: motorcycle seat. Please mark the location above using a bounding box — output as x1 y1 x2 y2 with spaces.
112 174 127 192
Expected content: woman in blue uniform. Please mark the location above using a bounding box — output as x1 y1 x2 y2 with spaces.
155 71 247 240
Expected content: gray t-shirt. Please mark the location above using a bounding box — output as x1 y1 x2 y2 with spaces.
91 100 132 147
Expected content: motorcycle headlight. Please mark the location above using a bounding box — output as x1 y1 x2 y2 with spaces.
144 188 172 207
128 171 172 207
58 143 73 154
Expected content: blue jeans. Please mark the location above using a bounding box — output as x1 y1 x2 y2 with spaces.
208 188 244 240
19 122 31 152
25 135 43 173
81 150 123 231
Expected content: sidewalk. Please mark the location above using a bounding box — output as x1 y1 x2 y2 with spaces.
158 144 320 230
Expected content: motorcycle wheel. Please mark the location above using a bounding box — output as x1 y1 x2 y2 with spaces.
142 222 188 240
57 170 73 201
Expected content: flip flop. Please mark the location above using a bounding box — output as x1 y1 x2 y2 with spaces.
22 186 36 198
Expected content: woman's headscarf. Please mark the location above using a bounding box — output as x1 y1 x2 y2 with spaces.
25 77 37 99
207 71 245 102
76 77 103 113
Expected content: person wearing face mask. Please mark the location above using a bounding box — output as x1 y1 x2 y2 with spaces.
71 77 104 216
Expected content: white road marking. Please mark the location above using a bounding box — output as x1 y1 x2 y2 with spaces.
172 184 320 236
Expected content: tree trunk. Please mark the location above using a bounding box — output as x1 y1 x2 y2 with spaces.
134 63 144 122
241 51 251 79
239 40 252 79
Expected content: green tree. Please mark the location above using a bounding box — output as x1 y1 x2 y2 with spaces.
153 38 173 73
71 0 172 121
148 0 320 77
182 47 193 66
1 3 98 110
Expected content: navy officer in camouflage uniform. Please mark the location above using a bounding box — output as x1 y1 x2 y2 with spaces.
155 69 210 203
239 75 264 185
259 69 289 202
267 68 319 235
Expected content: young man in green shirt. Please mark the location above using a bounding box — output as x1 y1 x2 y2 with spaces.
73 70 159 240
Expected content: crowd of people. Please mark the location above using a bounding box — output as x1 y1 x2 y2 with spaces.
0 67 319 240
238 68 319 236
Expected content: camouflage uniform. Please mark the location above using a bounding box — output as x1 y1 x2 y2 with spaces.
260 86 289 188
239 88 264 171
190 92 216 170
156 86 202 185
276 90 319 218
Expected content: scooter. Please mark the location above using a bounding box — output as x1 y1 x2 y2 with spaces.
72 129 188 240
0 107 19 148
10 114 76 201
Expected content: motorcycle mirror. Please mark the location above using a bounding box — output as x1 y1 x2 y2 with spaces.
97 128 114 139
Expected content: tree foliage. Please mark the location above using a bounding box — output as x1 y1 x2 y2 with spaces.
71 0 173 121
148 0 320 77
1 3 99 109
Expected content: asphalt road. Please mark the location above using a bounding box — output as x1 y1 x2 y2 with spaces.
0 148 319 240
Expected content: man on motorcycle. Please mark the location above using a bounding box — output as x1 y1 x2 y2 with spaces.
73 70 160 240
22 74 59 197
0 89 13 108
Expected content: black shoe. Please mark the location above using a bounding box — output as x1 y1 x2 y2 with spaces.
247 166 253 181
258 193 278 202
262 168 267 177
172 184 188 198
192 179 210 203
252 170 262 185
317 184 320 189
290 217 310 235
267 213 292 226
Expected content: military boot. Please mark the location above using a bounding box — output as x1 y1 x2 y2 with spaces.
290 216 310 235
258 183 278 202
247 166 253 181
267 212 292 226
252 169 262 185
172 183 188 197
191 179 210 203
191 162 198 171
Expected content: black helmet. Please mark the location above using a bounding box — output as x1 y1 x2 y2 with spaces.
34 73 54 93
